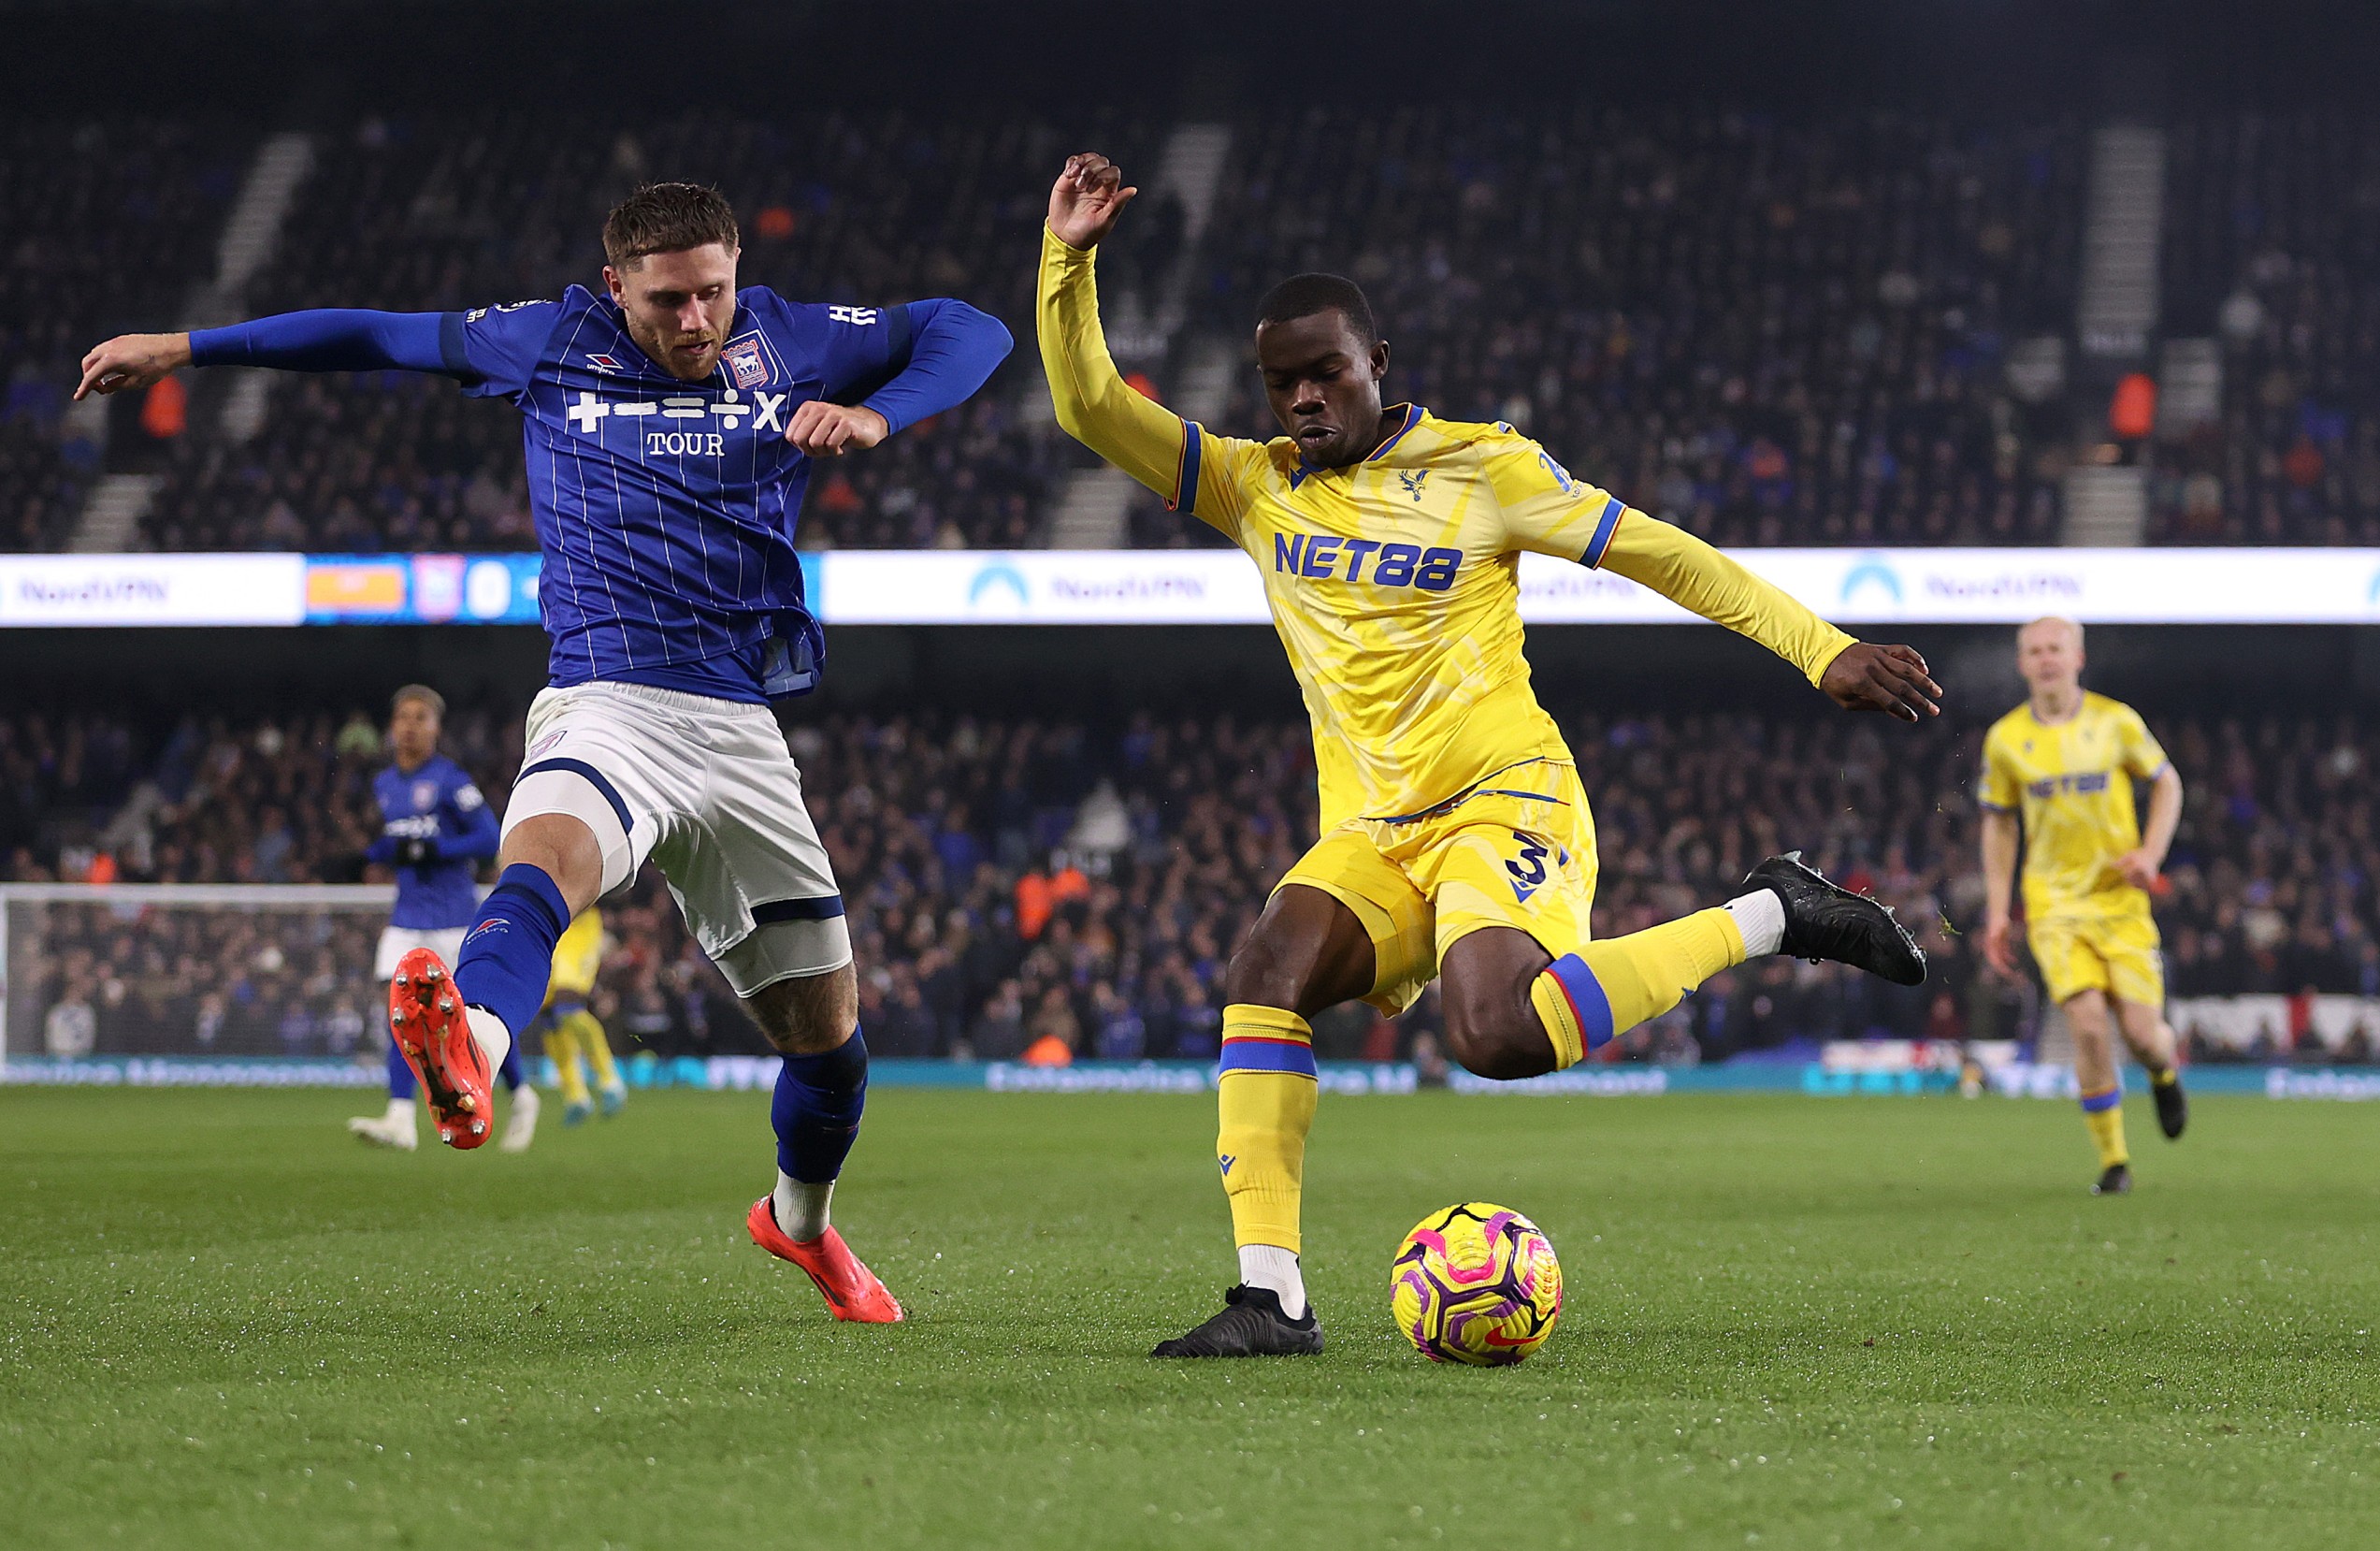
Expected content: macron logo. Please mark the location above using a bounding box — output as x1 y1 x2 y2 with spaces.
1219 1154 1236 1176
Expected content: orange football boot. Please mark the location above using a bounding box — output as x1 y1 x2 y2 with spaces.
745 1197 904 1322
387 948 493 1150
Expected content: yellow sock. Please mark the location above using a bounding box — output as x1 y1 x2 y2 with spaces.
1217 1005 1319 1254
1530 908 1745 1068
547 1020 590 1109
2081 1087 2129 1167
565 1010 620 1091
2149 1065 2179 1088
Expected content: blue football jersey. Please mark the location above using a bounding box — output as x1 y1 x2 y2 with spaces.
443 287 925 702
373 755 498 930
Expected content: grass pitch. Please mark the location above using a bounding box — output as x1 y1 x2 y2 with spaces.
3 1086 2376 1550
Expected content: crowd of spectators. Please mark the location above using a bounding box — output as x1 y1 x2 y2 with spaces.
2155 112 2380 544
1187 107 2081 550
1 120 248 550
13 693 2380 1066
32 105 2380 555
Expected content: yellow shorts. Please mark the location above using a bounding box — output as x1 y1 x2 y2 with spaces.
2028 906 2164 1007
1277 760 1599 1015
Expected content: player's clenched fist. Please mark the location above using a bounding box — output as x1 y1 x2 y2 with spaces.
76 332 193 400
786 400 888 457
1046 152 1138 251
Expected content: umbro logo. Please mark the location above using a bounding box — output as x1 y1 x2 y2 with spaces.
584 353 623 374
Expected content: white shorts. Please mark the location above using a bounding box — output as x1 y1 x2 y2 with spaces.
375 925 468 981
503 682 850 997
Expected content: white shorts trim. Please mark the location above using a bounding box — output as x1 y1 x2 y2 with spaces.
503 765 639 894
375 925 467 981
506 683 844 991
714 916 855 997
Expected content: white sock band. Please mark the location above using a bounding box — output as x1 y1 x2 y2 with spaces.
1239 1243 1306 1320
466 1007 513 1073
1725 890 1787 958
774 1170 834 1243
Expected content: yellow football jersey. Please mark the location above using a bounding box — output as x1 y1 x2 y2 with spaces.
1980 692 2170 920
545 908 607 1003
1038 228 1855 829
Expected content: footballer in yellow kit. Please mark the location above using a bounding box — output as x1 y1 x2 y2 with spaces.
1981 617 2187 1195
532 908 626 1126
1042 152 1944 1356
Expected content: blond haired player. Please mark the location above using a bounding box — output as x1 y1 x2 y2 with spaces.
532 908 627 1126
1981 617 2188 1195
1043 152 1942 1356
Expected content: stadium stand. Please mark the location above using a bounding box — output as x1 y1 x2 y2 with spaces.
1145 108 2084 549
0 120 249 550
10 700 2378 1065
2156 112 2380 544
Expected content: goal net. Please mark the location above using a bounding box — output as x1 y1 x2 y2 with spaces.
1 884 397 1077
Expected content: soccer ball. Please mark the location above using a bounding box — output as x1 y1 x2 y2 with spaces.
1389 1202 1564 1366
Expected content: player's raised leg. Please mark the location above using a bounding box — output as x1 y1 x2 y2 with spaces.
1151 883 1378 1358
393 811 598 1151
1438 849 1925 1082
2066 987 2132 1194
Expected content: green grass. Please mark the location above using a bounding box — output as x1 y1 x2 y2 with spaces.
3 1087 2376 1549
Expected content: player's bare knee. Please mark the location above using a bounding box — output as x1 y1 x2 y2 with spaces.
497 812 604 914
1222 934 1305 1011
747 965 858 1056
1441 980 1554 1082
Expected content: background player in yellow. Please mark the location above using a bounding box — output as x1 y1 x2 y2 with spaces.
1042 152 1942 1357
1981 617 2187 1195
532 908 626 1127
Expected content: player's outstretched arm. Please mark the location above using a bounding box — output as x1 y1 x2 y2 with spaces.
78 309 459 399
1037 154 1198 500
1596 512 1942 721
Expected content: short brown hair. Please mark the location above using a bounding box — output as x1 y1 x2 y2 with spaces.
602 182 740 268
391 684 446 719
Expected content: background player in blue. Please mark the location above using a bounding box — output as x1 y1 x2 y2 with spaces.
79 182 1012 1321
345 684 540 1154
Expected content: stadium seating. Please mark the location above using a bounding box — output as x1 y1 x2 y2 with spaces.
21 106 2380 553
1186 108 2082 550
2156 112 2380 544
0 120 249 550
9 701 2375 1065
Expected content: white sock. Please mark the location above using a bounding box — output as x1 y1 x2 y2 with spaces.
1725 889 1787 958
1239 1244 1306 1320
773 1169 833 1243
465 1007 512 1073
383 1097 416 1128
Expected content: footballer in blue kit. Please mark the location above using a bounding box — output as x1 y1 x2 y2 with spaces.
81 181 1013 1321
345 684 542 1154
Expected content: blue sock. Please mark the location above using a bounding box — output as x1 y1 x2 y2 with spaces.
454 863 570 1042
386 1036 418 1100
772 1028 869 1184
498 1044 525 1092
